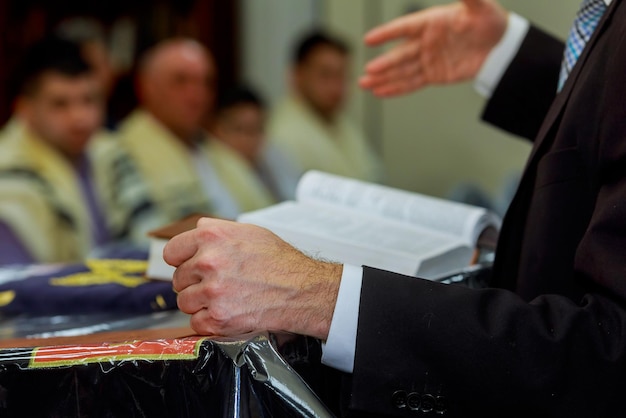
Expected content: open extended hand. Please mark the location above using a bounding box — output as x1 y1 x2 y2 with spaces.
360 0 508 97
163 217 343 340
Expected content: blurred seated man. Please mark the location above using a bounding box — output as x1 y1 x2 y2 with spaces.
0 37 129 265
118 39 274 225
269 31 382 182
212 86 301 201
0 116 24 143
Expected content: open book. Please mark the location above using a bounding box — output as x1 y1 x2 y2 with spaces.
238 171 501 279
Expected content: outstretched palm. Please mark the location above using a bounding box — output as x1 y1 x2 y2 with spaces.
360 0 508 96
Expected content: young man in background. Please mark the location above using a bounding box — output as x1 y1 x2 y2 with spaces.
0 37 130 264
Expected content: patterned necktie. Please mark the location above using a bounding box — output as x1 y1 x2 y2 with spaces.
558 0 608 92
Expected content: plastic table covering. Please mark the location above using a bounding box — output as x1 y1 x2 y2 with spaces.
0 333 336 417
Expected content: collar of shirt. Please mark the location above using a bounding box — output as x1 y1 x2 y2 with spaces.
605 0 612 6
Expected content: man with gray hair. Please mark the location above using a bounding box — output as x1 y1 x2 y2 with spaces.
118 39 274 237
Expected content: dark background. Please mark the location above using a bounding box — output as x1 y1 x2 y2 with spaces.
0 0 239 125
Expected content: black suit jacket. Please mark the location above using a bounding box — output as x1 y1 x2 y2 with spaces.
346 2 626 417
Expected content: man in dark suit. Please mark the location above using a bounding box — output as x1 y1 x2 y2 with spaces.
164 0 626 416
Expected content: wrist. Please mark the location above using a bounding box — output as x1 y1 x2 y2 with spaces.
475 12 530 97
288 260 343 340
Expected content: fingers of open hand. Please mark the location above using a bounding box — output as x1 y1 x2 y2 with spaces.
462 0 489 12
364 11 426 46
361 73 426 97
361 58 422 89
365 39 421 75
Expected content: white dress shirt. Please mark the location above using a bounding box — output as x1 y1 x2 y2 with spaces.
321 2 611 373
475 0 612 96
474 13 530 98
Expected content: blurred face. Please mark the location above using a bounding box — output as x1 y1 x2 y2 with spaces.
19 72 103 161
141 43 216 141
294 45 349 120
214 104 265 164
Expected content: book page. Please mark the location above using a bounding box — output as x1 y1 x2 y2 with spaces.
296 171 500 245
238 202 472 278
146 238 175 281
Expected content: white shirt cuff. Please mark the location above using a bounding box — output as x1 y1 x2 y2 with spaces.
474 13 530 98
321 264 363 373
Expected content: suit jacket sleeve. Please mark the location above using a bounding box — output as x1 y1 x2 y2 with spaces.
481 26 564 141
341 7 626 417
344 266 626 417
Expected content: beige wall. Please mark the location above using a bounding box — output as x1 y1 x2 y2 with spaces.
322 0 582 198
240 0 320 105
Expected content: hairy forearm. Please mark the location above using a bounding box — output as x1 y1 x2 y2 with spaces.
283 260 343 340
166 218 344 339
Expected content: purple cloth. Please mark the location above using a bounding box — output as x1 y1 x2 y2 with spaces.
0 253 176 316
0 222 34 265
76 155 110 247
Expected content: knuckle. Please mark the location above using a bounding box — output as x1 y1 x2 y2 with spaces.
198 276 229 305
196 217 211 228
194 256 215 272
207 305 230 324
176 293 193 314
190 312 213 335
171 277 182 294
172 281 183 295
196 226 217 242
197 250 230 273
198 279 220 299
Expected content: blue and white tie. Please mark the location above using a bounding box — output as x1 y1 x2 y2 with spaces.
558 0 608 92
